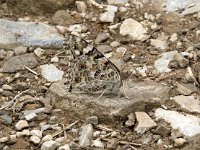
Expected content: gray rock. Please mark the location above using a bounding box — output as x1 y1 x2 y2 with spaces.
155 108 200 137
95 33 110 44
30 136 41 144
0 19 64 49
1 113 12 125
120 18 148 41
14 46 27 55
23 108 45 116
48 81 170 123
15 120 29 130
153 124 171 137
0 53 38 73
172 95 200 113
25 112 37 121
76 1 87 12
176 83 197 95
40 64 64 82
79 124 93 148
96 45 112 53
110 41 120 48
134 112 157 134
86 116 98 125
30 130 43 138
41 135 53 143
0 49 7 60
41 140 60 150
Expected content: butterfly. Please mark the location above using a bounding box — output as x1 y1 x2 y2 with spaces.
63 34 123 97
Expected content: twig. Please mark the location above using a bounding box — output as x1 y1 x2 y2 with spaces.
94 124 113 132
23 65 39 75
0 89 31 110
52 120 79 138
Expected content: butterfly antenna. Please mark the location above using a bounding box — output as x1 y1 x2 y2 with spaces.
123 80 130 99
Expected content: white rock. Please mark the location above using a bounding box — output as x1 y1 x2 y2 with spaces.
116 47 126 54
30 130 43 138
41 140 60 150
170 33 178 43
120 18 148 41
136 66 147 77
79 124 93 148
2 84 12 90
110 41 120 48
154 51 178 73
57 144 70 150
76 1 86 12
68 24 87 33
93 131 101 138
106 5 118 13
172 95 200 113
91 140 104 148
14 46 27 55
22 129 30 136
134 112 157 134
55 137 65 143
25 112 37 121
151 39 168 50
34 47 44 57
0 137 9 143
119 7 127 12
41 135 53 143
174 138 186 147
182 3 200 16
100 11 115 23
108 0 128 5
51 56 59 62
10 134 17 143
155 108 200 137
40 64 64 82
30 135 41 144
15 120 29 130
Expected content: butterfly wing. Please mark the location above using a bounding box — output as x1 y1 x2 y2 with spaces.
63 34 122 94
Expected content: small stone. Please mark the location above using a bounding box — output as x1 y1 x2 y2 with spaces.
0 49 7 60
9 134 17 143
150 39 168 50
1 113 12 125
86 116 98 125
30 130 42 138
68 24 87 33
172 95 200 113
41 140 60 150
174 138 186 147
157 139 163 145
79 124 93 148
154 124 171 137
134 112 157 134
110 41 120 48
57 144 70 150
100 11 115 23
30 136 41 144
93 131 101 138
95 33 110 44
2 84 12 90
173 53 189 68
34 47 44 57
91 140 104 148
25 112 37 121
22 129 30 136
76 1 86 12
170 33 178 43
120 18 148 41
107 138 119 149
125 113 135 127
55 137 65 143
14 46 27 55
96 45 112 53
15 120 29 130
40 64 64 82
111 131 120 138
41 135 53 143
41 124 51 131
152 134 161 142
51 56 59 63
0 137 9 143
116 47 127 54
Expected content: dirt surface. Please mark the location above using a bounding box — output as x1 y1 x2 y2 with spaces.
0 0 200 150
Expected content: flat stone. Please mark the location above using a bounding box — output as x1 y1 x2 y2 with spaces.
155 108 200 137
0 19 64 49
40 64 64 82
154 51 178 73
15 120 29 130
175 83 197 95
48 81 170 123
41 140 60 150
96 45 112 53
95 33 110 44
0 53 38 73
30 136 41 144
172 95 200 113
120 18 148 41
79 124 93 148
182 3 200 16
134 112 157 134
14 46 28 55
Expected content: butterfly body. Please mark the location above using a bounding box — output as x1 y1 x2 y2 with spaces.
63 34 122 95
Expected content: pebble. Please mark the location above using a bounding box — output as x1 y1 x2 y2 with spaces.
153 124 171 137
110 41 120 48
34 47 44 57
41 135 53 143
95 33 110 44
41 140 60 150
120 18 148 41
0 137 9 143
150 39 168 50
170 33 178 43
86 116 98 125
30 129 43 138
14 46 27 55
116 47 127 54
1 113 12 125
91 140 104 148
2 84 12 90
100 11 115 23
173 52 189 68
57 144 70 150
107 138 119 149
79 124 93 148
174 138 186 147
76 1 86 12
68 24 88 33
111 131 120 138
40 64 64 82
125 113 135 127
0 49 7 60
15 120 29 130
51 56 59 63
96 45 112 53
25 112 37 121
55 137 65 143
93 131 101 138
9 134 17 143
134 112 157 134
30 136 41 144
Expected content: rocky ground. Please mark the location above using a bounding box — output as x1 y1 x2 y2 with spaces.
1 0 200 149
